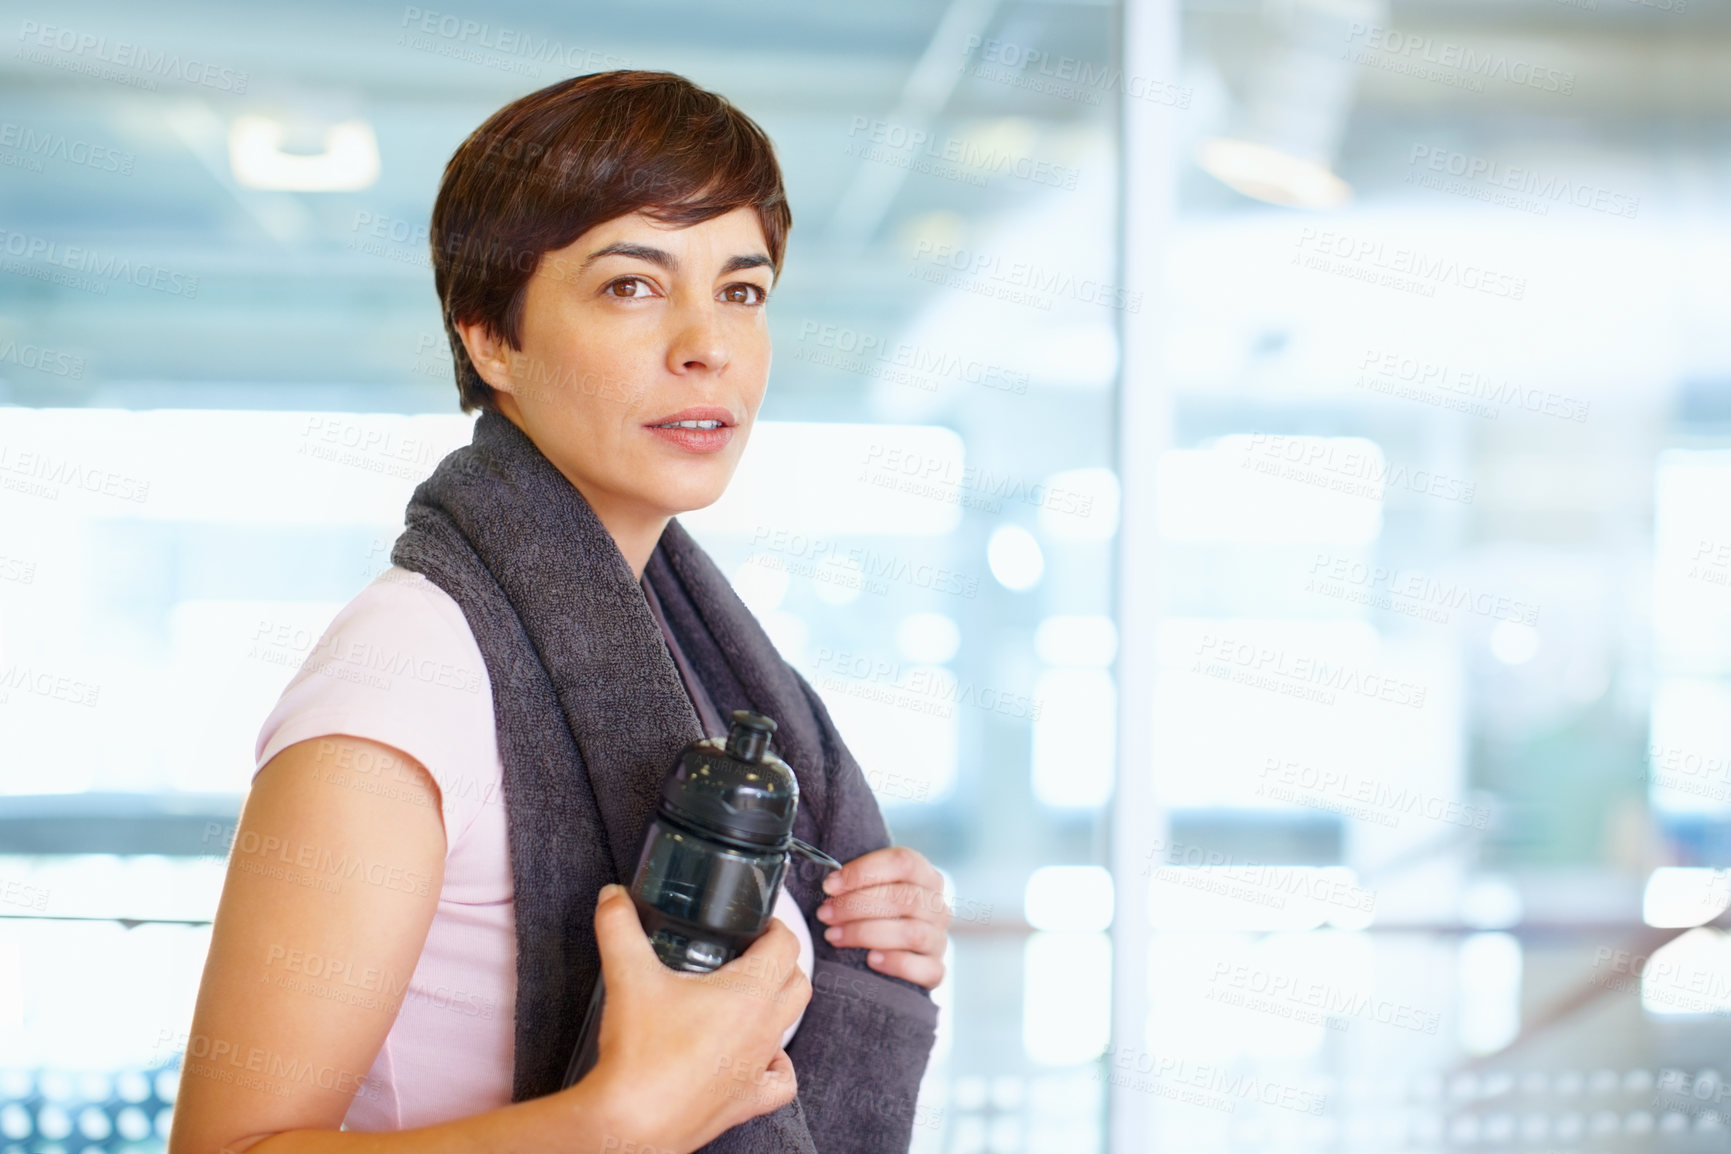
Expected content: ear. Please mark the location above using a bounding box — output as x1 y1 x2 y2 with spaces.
454 317 517 399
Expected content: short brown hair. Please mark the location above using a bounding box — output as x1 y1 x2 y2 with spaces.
430 70 792 414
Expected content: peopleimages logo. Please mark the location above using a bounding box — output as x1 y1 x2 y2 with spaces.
911 240 1141 313
0 121 135 175
748 525 980 600
0 663 101 708
1240 433 1477 506
812 647 1043 721
1407 145 1639 219
859 443 1095 518
0 441 150 504
0 228 199 298
1307 551 1541 626
793 321 1029 396
1095 1043 1329 1115
1356 347 1590 424
1208 962 1442 1035
1343 22 1575 95
176 1034 379 1101
397 7 629 73
1139 837 1377 914
0 337 84 380
1192 631 1428 710
958 35 1192 109
1258 756 1492 831
16 20 249 93
0 876 49 911
845 116 1082 191
1293 227 1525 303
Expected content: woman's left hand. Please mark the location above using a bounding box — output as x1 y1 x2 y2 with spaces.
815 845 950 989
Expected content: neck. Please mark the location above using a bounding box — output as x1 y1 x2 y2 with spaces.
491 400 669 582
593 503 670 583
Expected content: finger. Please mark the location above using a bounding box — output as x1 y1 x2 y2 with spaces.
820 915 945 956
720 1049 797 1123
776 955 812 1022
724 917 801 981
703 921 803 1010
818 882 947 926
755 1050 799 1115
743 937 811 1038
865 948 946 990
823 845 939 896
762 980 809 1047
821 847 906 895
592 884 658 985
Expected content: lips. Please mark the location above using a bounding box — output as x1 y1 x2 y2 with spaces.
645 405 735 430
643 405 737 455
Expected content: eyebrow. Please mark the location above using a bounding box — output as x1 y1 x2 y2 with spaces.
580 242 773 278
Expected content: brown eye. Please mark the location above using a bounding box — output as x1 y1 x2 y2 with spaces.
722 283 766 305
606 277 651 298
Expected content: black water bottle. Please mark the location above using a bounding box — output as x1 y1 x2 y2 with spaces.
562 710 839 1088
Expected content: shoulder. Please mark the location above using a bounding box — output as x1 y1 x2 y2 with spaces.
253 566 500 840
305 566 486 689
349 564 479 640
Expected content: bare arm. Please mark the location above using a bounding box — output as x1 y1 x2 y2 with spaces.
170 735 809 1154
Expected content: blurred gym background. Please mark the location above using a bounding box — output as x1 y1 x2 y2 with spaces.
2 0 1729 1150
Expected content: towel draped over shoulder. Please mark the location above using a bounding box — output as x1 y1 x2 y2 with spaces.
390 408 939 1153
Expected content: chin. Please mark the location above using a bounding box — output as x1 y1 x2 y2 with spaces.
649 476 733 518
657 463 733 512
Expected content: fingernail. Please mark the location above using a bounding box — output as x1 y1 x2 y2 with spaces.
823 872 842 894
868 951 884 965
824 927 840 943
816 903 834 922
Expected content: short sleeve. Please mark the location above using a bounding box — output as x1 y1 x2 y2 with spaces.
773 884 814 1047
253 566 500 848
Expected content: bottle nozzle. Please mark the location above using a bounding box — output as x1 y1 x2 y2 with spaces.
725 710 777 763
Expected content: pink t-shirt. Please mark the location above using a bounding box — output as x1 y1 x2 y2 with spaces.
252 565 813 1131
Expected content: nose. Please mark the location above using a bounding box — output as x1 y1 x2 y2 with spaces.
665 300 730 376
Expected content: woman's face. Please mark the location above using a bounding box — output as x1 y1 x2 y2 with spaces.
461 205 774 526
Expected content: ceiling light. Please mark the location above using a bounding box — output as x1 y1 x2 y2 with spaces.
1199 137 1352 210
1197 0 1383 209
229 116 380 191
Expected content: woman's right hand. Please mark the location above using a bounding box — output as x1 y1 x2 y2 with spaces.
574 884 812 1153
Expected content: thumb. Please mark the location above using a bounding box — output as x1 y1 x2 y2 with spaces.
593 884 657 986
756 1049 799 1115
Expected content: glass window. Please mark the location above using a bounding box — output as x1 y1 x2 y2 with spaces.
1 2 1118 1149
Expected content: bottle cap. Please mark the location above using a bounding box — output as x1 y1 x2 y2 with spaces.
658 710 798 849
725 710 777 763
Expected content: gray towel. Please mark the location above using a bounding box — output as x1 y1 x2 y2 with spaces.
640 572 730 738
390 408 939 1153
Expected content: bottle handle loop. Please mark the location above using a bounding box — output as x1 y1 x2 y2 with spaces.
789 837 844 872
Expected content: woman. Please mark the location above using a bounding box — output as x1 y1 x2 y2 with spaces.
171 71 949 1154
